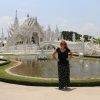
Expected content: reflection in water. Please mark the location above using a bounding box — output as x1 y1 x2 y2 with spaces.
7 55 100 79
70 58 100 79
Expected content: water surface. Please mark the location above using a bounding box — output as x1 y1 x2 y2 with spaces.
6 55 100 79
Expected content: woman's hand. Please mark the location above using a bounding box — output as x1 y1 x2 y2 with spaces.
52 51 57 60
69 52 74 59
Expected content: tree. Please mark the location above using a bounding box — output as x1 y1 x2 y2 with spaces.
61 31 81 41
83 35 92 42
95 38 100 44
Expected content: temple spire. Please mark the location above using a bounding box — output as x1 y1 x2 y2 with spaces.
1 28 4 37
46 25 52 41
14 10 19 29
15 10 17 18
35 17 37 23
55 25 60 40
48 25 51 31
1 28 4 41
55 25 59 31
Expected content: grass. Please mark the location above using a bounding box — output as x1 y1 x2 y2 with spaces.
0 61 58 86
0 60 100 86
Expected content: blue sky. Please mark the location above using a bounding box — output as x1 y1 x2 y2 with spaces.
0 0 100 37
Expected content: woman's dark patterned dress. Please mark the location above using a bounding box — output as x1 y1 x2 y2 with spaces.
56 48 70 89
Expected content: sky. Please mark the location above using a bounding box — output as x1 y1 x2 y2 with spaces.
0 0 100 38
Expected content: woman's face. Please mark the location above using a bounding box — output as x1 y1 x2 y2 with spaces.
60 42 66 49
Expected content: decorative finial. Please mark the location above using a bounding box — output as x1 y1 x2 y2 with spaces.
27 14 29 18
2 28 3 34
35 17 37 23
55 25 59 32
14 10 19 28
15 10 18 18
1 28 4 39
48 25 51 31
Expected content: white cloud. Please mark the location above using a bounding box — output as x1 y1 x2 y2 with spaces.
0 15 99 38
52 18 100 37
18 8 31 15
0 16 13 36
48 17 69 31
78 22 100 37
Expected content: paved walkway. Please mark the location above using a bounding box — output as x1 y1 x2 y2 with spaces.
0 82 100 100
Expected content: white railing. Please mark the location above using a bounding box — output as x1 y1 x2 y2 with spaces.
0 42 100 56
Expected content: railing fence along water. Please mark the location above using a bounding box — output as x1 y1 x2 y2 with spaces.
0 41 100 56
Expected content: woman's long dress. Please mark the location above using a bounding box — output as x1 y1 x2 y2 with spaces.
56 48 70 89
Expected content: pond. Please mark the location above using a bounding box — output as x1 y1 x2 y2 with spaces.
6 55 100 79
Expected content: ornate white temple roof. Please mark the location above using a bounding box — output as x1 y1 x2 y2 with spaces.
7 11 61 46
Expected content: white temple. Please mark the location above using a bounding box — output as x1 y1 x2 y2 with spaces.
7 10 61 46
0 11 99 56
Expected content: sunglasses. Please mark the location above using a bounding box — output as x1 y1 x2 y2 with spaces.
60 43 66 45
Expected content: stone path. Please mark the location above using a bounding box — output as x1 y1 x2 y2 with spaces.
0 82 100 100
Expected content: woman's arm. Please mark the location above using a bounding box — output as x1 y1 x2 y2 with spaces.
69 51 73 58
70 52 73 58
52 51 57 60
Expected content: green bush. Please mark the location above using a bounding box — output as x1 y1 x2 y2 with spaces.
95 38 100 44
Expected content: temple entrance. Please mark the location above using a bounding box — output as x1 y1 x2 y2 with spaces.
31 32 39 44
15 34 24 45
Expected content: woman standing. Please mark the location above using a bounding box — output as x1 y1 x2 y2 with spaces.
52 40 72 90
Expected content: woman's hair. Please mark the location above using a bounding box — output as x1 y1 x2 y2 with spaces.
60 40 69 49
